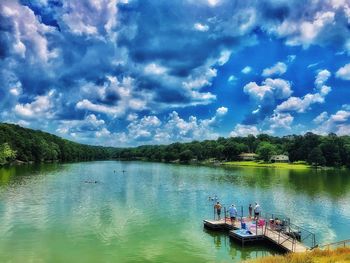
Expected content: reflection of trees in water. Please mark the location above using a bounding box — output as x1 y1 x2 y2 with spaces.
0 163 64 186
214 166 350 200
286 169 350 199
214 235 221 248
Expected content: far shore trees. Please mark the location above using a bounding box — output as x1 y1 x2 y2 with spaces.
1 123 350 168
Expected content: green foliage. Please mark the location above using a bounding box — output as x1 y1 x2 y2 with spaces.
0 123 117 165
256 142 277 162
0 143 17 165
179 150 194 163
307 147 326 167
1 123 350 168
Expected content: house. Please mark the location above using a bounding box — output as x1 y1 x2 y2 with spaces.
270 154 289 163
239 153 257 161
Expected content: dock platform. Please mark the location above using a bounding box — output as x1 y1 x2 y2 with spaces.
203 218 240 231
203 216 314 253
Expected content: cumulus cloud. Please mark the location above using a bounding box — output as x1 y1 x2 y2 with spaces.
194 23 209 32
312 109 350 135
276 70 331 113
262 62 287 77
230 124 260 137
76 76 149 117
112 107 228 145
335 63 350 80
269 112 294 130
1 0 350 144
244 78 292 101
227 75 237 84
0 1 56 62
14 90 56 119
313 111 329 124
241 66 252 74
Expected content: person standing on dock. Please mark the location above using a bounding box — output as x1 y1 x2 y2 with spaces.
248 204 253 218
254 202 261 220
214 202 222 220
228 204 237 225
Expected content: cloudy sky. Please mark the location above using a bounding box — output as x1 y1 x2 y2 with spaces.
0 0 350 146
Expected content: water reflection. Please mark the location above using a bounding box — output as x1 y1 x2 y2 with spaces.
0 161 349 262
218 166 350 199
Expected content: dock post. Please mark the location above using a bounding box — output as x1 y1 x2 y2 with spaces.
224 207 227 223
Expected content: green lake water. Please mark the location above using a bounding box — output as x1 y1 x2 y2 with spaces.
0 161 349 262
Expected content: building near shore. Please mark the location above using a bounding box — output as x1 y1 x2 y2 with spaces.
239 153 257 161
270 154 289 163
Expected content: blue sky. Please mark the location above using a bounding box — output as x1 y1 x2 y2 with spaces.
0 0 350 146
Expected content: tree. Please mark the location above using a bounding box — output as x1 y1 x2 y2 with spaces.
179 150 194 163
0 143 16 165
307 147 326 167
256 142 277 162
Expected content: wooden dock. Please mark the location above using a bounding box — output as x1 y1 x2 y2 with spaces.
203 218 241 231
203 218 313 253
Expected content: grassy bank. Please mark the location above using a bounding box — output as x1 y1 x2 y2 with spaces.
224 161 310 170
246 247 350 263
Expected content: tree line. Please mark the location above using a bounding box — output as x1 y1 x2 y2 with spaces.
1 123 350 168
115 133 350 167
0 123 116 165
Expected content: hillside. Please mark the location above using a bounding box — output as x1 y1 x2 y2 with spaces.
2 123 350 168
0 123 118 165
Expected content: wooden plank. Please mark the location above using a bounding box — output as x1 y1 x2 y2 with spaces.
264 229 308 253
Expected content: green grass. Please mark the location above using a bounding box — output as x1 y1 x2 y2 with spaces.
224 161 310 170
245 247 350 263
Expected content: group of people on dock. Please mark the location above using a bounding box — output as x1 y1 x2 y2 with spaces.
213 200 261 224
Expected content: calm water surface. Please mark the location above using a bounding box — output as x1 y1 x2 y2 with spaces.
0 161 349 262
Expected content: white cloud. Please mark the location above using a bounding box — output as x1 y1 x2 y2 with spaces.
276 93 324 113
335 63 350 80
216 106 228 116
144 63 167 75
262 62 287 77
312 109 350 135
0 1 56 62
269 112 294 130
217 50 231 65
241 66 252 74
230 124 260 137
183 67 217 89
227 75 237 84
243 78 292 101
207 0 220 7
313 111 328 124
315 69 331 88
77 76 149 117
194 23 209 32
275 69 331 113
14 90 55 119
287 55 296 63
114 107 228 145
273 11 336 48
61 0 119 39
9 81 22 96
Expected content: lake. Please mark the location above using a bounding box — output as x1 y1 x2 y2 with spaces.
0 161 349 262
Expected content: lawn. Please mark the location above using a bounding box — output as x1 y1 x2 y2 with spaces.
245 247 350 263
224 161 310 170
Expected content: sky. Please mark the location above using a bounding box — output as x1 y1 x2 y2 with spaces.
0 0 350 147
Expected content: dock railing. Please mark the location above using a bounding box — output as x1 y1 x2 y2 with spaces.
264 219 316 252
317 239 350 250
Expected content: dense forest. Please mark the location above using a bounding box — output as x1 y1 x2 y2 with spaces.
0 123 116 165
114 133 350 167
1 123 350 167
